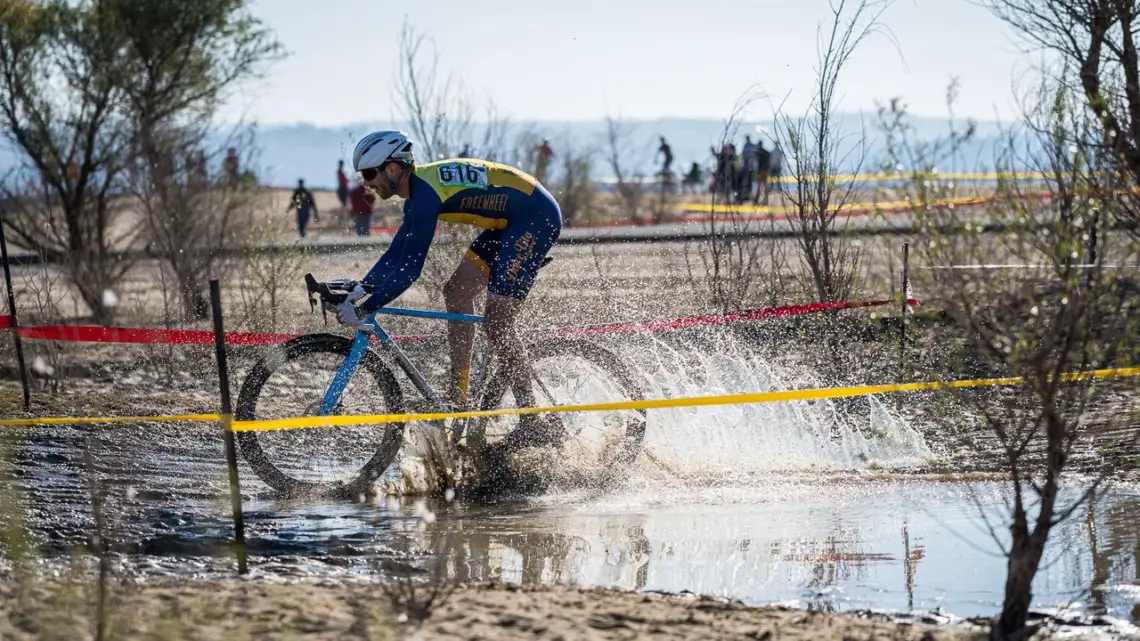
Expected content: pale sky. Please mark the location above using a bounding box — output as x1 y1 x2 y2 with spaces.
226 0 1037 126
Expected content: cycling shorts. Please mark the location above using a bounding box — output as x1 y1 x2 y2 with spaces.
464 185 562 300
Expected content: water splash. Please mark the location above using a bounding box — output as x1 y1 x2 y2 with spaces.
397 330 931 495
618 332 931 476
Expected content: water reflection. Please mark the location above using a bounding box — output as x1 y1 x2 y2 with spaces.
374 482 1138 624
1087 495 1140 622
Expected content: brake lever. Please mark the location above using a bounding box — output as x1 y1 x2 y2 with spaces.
303 272 329 325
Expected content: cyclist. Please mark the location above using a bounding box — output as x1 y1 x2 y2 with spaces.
337 130 564 444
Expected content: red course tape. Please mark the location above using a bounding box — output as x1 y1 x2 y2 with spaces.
0 299 916 345
557 299 916 336
14 325 300 345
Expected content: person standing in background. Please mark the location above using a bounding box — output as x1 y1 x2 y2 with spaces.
657 137 674 176
740 135 757 202
336 160 350 213
286 178 319 238
349 181 376 237
753 141 772 206
534 139 554 183
223 147 240 183
769 142 784 183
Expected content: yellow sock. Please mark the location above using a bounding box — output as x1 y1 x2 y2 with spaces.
451 368 470 408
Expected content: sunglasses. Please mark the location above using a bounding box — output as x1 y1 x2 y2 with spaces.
359 165 381 181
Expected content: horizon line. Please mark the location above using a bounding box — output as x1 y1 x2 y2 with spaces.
228 111 1016 130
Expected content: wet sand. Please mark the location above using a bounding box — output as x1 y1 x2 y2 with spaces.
0 579 992 640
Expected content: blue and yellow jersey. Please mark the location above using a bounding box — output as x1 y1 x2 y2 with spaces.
359 159 553 311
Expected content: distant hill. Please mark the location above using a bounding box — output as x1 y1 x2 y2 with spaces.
1 114 1023 190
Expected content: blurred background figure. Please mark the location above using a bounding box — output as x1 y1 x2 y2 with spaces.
657 136 674 176
336 159 350 213
534 139 554 182
286 178 318 238
681 162 704 194
349 181 376 237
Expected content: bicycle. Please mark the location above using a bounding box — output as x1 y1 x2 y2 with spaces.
233 273 647 497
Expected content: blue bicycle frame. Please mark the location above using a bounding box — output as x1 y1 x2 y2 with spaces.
318 306 485 417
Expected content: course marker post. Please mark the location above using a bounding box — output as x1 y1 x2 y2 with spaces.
898 242 910 410
0 209 31 410
209 278 247 574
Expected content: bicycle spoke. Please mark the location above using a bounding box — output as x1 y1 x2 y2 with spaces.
248 348 399 487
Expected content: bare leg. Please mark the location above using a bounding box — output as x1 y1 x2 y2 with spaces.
482 293 535 408
443 258 488 408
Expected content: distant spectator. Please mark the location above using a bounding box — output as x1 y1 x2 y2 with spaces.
349 182 376 237
681 162 704 194
286 179 319 239
711 143 738 198
740 135 756 199
535 139 554 183
753 142 772 206
336 160 350 211
459 143 471 157
187 150 208 186
657 137 674 175
769 142 784 180
223 147 240 182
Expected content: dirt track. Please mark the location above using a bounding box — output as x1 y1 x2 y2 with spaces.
0 579 994 641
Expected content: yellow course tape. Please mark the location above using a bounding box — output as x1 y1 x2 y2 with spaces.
228 366 1140 433
2 367 1137 432
767 171 1049 184
0 413 221 428
682 194 997 215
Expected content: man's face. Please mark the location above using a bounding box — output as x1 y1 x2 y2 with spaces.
362 163 400 199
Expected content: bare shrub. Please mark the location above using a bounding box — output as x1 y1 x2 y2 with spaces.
18 259 68 393
232 227 315 332
132 132 262 321
395 19 512 163
0 2 135 324
551 139 598 226
685 88 793 313
0 0 280 324
603 115 648 224
773 0 895 303
920 81 1140 640
982 0 1140 239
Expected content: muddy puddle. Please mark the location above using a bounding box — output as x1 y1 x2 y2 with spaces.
2 334 1138 633
4 420 1139 629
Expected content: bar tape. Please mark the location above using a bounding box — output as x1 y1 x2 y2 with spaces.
5 366 1134 430
0 299 914 345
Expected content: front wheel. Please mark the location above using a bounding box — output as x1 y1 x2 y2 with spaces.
468 338 647 488
234 333 406 497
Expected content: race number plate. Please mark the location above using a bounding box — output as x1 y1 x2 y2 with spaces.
437 162 489 189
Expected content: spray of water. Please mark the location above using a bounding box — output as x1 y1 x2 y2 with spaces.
625 332 931 478
396 330 931 496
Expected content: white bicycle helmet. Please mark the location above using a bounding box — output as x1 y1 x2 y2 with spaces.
352 130 415 171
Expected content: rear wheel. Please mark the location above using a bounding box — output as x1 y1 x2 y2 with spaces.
467 338 646 489
234 333 406 497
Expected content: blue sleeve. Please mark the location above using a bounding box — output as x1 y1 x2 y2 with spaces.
359 189 440 312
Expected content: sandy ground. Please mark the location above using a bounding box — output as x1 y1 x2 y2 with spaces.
0 578 999 641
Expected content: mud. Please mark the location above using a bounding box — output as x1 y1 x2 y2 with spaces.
0 578 999 641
